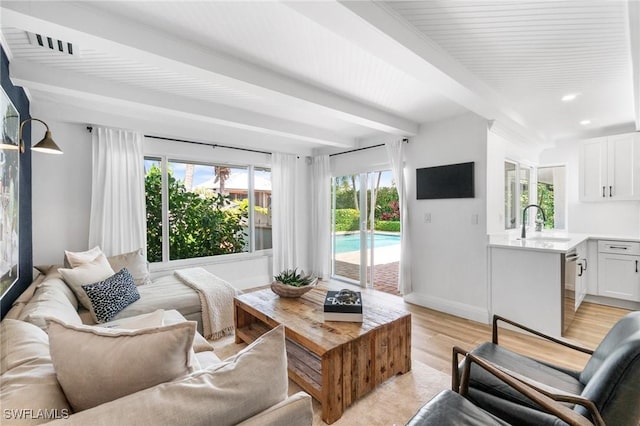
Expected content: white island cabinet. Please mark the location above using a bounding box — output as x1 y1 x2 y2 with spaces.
488 233 589 338
597 240 640 302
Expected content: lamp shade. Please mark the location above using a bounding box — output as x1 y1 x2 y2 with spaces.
31 130 63 154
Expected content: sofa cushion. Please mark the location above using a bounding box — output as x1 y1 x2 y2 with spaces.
97 309 165 330
17 278 82 331
110 274 202 326
47 318 196 412
0 320 71 425
106 248 151 286
44 325 288 426
161 309 213 353
81 268 140 323
65 247 151 286
58 254 115 311
64 246 102 268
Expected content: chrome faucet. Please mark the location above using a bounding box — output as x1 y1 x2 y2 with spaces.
521 204 546 239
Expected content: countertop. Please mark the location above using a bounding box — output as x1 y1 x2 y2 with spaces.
488 230 640 253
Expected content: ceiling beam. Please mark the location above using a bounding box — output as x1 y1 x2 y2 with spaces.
628 0 640 130
30 97 318 157
286 1 547 144
0 2 418 136
10 59 355 148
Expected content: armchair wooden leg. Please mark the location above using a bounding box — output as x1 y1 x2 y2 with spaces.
451 346 468 392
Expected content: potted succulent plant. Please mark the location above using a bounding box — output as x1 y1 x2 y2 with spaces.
271 268 318 297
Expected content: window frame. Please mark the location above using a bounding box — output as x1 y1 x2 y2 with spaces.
504 159 537 230
144 154 272 267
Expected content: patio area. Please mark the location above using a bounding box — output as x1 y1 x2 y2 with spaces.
334 245 401 296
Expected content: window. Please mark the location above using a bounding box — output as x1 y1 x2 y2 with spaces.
537 166 566 229
504 161 534 230
144 157 272 263
504 161 517 229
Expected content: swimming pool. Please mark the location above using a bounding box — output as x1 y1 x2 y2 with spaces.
334 233 400 254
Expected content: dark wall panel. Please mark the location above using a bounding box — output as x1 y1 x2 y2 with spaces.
1 46 32 318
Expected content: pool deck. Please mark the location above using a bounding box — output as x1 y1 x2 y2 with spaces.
334 247 401 296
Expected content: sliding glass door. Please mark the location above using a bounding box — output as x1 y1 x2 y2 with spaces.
331 170 400 294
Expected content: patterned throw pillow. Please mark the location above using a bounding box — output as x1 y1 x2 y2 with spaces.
82 268 140 323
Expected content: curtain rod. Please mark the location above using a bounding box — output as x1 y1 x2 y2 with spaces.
86 127 272 156
329 138 409 157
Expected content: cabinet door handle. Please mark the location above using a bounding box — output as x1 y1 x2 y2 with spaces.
636 260 638 273
578 263 584 277
602 186 606 197
609 186 613 197
609 246 629 250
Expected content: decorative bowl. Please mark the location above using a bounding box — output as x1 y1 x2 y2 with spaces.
270 277 318 298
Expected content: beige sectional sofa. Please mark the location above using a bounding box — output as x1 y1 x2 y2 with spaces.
1 269 313 425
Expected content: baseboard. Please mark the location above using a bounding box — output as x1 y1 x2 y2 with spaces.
583 294 640 311
403 292 490 324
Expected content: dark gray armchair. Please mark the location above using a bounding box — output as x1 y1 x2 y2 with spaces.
454 312 640 426
406 352 593 426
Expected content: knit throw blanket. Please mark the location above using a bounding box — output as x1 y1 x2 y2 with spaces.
174 267 237 340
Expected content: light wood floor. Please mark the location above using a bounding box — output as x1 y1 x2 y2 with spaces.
322 281 631 373
408 299 630 373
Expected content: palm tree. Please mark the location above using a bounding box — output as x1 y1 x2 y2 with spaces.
184 163 195 191
214 166 231 194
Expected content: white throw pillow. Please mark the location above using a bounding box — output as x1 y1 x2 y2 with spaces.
43 325 288 426
58 254 115 311
47 318 196 412
64 246 103 268
106 248 151 286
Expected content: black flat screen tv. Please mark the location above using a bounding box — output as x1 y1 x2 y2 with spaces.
416 162 475 199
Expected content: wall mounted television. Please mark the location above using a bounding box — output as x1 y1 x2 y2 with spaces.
416 162 475 199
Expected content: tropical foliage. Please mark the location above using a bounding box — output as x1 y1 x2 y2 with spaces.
334 175 400 230
145 164 248 262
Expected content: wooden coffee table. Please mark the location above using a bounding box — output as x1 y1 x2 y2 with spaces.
234 286 411 424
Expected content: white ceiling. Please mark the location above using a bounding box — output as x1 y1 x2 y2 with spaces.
0 1 638 155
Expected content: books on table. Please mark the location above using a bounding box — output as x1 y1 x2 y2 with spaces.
323 290 363 322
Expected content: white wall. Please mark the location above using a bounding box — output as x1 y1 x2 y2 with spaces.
540 140 640 237
32 120 92 265
31 119 312 290
403 113 490 323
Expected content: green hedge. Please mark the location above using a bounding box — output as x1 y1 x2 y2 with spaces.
335 209 360 231
375 220 400 232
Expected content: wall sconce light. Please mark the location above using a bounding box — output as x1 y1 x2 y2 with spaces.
19 118 63 154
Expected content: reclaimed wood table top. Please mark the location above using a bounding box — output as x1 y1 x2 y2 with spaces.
234 285 411 356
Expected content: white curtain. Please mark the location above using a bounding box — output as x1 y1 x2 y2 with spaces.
386 139 412 295
271 153 298 274
89 127 146 257
310 155 331 280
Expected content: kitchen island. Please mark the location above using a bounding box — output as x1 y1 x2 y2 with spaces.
488 232 589 337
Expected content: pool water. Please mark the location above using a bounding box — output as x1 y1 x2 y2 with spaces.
334 233 400 254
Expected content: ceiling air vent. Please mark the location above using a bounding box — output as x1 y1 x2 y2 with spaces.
26 32 76 56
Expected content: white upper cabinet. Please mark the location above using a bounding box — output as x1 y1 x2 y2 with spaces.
579 132 640 201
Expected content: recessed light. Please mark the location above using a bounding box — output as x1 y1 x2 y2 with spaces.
562 93 579 102
580 120 591 125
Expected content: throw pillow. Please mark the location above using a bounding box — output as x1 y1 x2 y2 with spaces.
47 318 196 412
43 325 289 426
58 254 115 311
64 246 103 268
1 320 71 425
81 268 141 323
107 248 152 286
98 309 165 330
